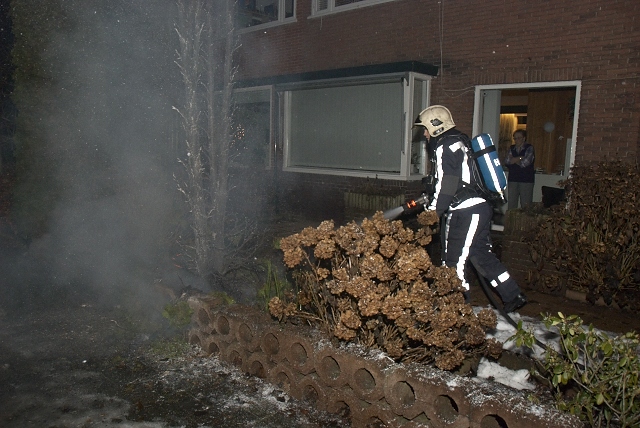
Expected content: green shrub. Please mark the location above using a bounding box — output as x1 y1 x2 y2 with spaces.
257 260 291 311
162 301 194 328
512 312 640 427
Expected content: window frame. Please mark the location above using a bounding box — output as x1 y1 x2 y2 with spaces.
237 0 296 33
280 72 432 180
232 85 275 169
472 80 581 176
310 0 397 17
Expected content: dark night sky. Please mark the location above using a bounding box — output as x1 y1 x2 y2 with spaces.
0 0 14 163
0 0 12 87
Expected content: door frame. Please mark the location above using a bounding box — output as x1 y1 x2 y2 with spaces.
473 81 581 207
472 80 582 174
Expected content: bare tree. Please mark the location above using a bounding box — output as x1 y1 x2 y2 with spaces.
174 0 254 285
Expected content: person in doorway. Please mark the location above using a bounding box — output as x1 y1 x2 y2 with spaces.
505 130 535 210
414 105 527 313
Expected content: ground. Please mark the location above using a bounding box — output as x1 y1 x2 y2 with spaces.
0 294 349 428
2 279 636 428
470 286 640 335
1 167 639 427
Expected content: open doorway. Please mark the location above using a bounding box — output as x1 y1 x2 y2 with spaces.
473 81 581 207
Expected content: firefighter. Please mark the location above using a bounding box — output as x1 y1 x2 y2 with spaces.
414 105 527 313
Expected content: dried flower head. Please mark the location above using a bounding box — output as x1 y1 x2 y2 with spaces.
358 290 384 317
395 253 422 282
406 325 427 342
299 226 320 247
379 235 399 258
415 228 434 246
332 267 349 282
417 210 439 226
333 322 357 341
465 324 486 346
435 349 464 371
359 231 380 255
316 219 335 237
424 330 454 349
297 290 311 307
268 297 298 322
381 294 406 320
360 253 386 279
477 308 498 329
314 238 336 259
394 226 414 244
344 276 373 299
326 279 345 295
279 233 301 252
283 245 305 268
268 296 285 320
365 319 380 330
395 313 415 329
384 338 404 359
340 309 362 330
414 308 434 323
371 211 394 235
316 267 330 280
334 222 363 255
411 246 433 271
433 307 458 329
360 217 378 236
484 337 503 359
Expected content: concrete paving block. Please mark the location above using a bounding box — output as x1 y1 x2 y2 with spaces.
314 346 353 388
243 351 274 379
267 362 303 396
292 373 329 411
283 331 318 375
259 327 287 362
348 356 391 403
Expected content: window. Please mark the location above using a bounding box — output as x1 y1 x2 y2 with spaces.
232 87 273 169
312 0 396 16
237 0 295 30
282 72 432 180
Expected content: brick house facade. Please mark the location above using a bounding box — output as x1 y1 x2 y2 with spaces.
233 0 639 221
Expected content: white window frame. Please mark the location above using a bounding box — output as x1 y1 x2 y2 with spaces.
311 0 397 17
238 0 296 33
281 72 431 180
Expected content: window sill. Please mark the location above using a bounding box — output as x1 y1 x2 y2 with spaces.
237 18 297 34
309 0 397 18
283 166 423 181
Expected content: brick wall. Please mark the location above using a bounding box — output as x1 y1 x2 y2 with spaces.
275 171 423 222
237 0 640 166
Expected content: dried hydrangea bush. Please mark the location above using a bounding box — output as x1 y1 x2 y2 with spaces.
526 161 640 309
269 211 501 371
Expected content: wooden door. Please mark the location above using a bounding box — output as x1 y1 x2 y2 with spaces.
527 89 575 174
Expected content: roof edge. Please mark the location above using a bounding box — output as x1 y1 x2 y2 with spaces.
235 61 439 88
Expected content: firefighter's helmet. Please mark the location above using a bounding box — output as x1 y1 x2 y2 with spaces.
414 105 456 136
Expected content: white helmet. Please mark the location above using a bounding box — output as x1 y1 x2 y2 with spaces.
414 105 456 136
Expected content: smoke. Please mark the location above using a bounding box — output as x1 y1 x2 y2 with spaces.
5 0 195 311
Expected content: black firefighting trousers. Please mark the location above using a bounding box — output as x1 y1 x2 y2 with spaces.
442 201 521 303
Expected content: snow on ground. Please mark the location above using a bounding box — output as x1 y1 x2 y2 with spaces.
475 306 561 391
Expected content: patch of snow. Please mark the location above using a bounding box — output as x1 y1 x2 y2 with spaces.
476 358 536 390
